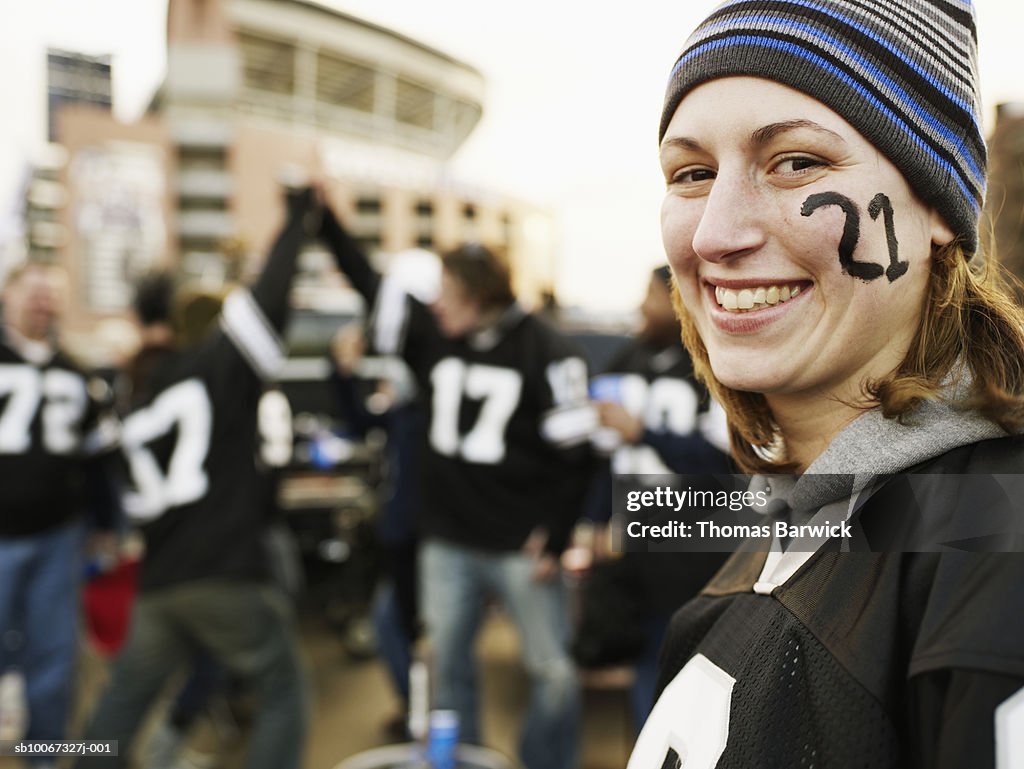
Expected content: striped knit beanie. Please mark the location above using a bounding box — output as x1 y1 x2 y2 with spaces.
660 0 986 254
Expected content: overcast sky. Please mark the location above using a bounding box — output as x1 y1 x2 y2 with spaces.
3 0 1024 309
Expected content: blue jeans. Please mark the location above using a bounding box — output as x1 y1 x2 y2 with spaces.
0 521 83 744
372 581 413 703
421 538 580 769
75 580 307 769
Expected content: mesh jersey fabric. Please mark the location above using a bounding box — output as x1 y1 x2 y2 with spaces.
636 437 1024 768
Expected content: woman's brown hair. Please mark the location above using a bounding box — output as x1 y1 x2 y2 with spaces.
674 241 1024 474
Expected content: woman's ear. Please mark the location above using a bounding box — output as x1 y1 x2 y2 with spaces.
930 210 956 248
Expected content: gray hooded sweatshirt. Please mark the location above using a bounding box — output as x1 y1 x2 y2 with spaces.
747 389 1010 594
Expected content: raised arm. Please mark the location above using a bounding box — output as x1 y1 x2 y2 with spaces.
318 201 381 304
218 185 318 382
249 186 320 333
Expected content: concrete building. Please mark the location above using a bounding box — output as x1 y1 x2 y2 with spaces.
46 49 113 143
19 50 114 276
23 144 70 269
52 0 557 347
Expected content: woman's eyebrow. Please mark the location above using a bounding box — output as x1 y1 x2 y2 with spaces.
661 120 845 154
750 119 844 147
660 136 704 154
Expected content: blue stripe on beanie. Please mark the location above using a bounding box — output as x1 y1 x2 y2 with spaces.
660 0 986 254
674 35 980 210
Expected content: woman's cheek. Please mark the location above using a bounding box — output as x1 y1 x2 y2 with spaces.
661 196 701 272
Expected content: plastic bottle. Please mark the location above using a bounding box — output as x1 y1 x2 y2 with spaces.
426 709 459 769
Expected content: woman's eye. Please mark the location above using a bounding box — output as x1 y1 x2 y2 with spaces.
775 156 827 174
671 168 716 185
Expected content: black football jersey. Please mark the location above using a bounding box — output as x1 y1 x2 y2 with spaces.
397 301 594 553
120 290 289 591
594 340 729 477
628 439 1024 769
0 332 114 536
120 197 311 591
321 209 594 554
587 339 734 615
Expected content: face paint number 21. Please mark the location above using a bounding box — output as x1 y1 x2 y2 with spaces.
800 191 908 282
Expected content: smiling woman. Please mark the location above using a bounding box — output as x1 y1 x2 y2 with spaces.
660 76 963 469
628 2 1024 769
657 10 1024 475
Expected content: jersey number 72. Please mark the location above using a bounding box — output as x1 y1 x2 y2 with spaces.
0 364 87 455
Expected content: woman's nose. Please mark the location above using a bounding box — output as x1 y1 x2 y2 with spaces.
690 171 766 264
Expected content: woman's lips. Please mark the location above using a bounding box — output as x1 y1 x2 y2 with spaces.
703 279 812 333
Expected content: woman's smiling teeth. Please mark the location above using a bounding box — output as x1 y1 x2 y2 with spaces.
713 283 804 312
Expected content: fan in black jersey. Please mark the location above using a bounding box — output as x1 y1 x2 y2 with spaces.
317 203 594 769
0 261 119 751
76 184 319 769
577 265 732 731
590 266 730 478
630 2 1024 768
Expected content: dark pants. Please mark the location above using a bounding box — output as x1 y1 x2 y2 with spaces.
76 580 307 769
373 540 418 703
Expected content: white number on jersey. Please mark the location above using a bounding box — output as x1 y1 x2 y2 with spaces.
611 374 699 435
996 684 1024 769
609 374 700 475
546 357 589 408
121 378 212 522
258 389 293 468
627 653 734 769
429 358 523 464
0 364 87 455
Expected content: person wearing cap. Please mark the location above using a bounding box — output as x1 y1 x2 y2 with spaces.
629 1 1024 767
